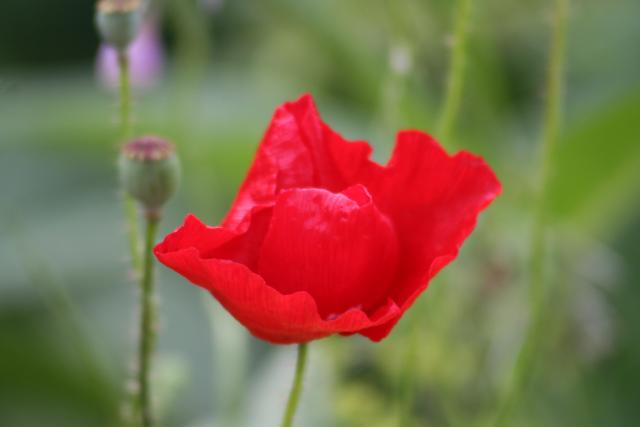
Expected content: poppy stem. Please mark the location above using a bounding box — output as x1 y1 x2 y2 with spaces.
492 0 569 425
280 343 309 427
437 0 474 143
136 214 159 427
118 49 133 139
117 49 142 275
397 317 420 426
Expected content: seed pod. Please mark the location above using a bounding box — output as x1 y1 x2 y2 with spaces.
95 0 145 51
119 136 180 217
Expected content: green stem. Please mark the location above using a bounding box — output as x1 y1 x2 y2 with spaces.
117 49 133 139
397 318 420 427
137 215 159 427
125 197 142 274
493 0 569 425
395 1 475 425
280 343 309 427
117 49 142 274
437 0 473 143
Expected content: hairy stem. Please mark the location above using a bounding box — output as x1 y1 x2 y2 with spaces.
117 49 142 274
137 215 159 427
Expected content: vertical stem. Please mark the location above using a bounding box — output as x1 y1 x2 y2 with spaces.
137 215 159 427
493 0 569 425
118 50 133 139
437 0 473 143
397 319 420 427
396 1 475 425
125 197 142 275
165 0 213 200
117 49 142 274
280 343 309 427
377 0 412 149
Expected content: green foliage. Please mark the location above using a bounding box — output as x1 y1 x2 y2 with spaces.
549 87 640 235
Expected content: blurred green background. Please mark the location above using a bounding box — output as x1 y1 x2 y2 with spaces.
1 0 639 426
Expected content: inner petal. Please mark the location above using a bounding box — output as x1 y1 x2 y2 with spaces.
257 185 399 319
200 208 273 271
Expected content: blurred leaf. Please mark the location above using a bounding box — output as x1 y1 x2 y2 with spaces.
0 307 118 427
548 86 640 235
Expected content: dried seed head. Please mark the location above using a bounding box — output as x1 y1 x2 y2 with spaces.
119 136 180 216
95 0 145 51
97 0 142 13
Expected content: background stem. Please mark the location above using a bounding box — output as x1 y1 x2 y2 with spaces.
397 0 475 424
117 49 142 274
137 215 159 427
117 50 133 139
437 0 474 143
493 0 569 425
281 343 309 427
125 197 142 274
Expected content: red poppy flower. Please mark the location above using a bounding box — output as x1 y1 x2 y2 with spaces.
154 94 501 344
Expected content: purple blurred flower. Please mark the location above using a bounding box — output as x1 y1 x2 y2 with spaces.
96 19 165 90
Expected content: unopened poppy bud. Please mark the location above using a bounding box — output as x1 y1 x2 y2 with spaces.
96 0 145 51
119 136 180 217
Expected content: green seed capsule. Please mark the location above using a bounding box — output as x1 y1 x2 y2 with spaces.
95 0 145 51
119 136 180 216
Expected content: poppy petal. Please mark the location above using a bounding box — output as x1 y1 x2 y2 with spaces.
223 94 373 231
257 185 400 319
156 211 272 272
355 131 502 339
154 216 401 344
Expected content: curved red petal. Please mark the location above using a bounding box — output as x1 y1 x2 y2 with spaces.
154 214 401 344
223 94 373 231
257 185 400 319
353 131 502 340
156 211 272 271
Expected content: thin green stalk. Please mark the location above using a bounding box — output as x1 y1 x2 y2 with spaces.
437 0 474 142
125 196 142 275
280 343 309 427
165 0 213 209
117 50 133 139
377 0 412 148
397 318 420 427
117 49 142 274
492 0 569 425
137 215 159 427
396 1 475 425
